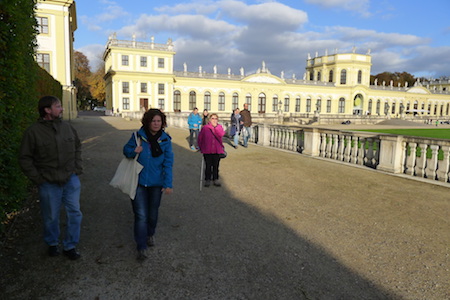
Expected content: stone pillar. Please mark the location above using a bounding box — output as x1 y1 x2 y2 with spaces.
257 123 271 147
437 145 450 182
377 135 404 173
303 128 320 157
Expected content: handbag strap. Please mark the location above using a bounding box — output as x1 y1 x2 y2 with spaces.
209 128 225 150
133 132 141 161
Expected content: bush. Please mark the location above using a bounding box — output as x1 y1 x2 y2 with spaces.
0 0 61 233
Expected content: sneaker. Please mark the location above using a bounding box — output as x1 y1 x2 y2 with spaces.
63 248 81 260
48 245 60 257
147 236 155 247
137 249 148 261
190 146 196 150
204 180 210 187
213 180 221 187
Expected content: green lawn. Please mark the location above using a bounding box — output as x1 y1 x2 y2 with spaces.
357 128 450 140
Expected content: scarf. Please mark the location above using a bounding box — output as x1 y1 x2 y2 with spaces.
147 130 163 157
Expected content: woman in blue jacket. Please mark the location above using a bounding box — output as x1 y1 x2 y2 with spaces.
123 109 174 261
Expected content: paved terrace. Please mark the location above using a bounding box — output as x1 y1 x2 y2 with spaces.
2 113 449 299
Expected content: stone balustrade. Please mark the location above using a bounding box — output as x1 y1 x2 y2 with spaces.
163 114 450 184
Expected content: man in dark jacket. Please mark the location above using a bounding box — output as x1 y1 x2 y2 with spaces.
240 103 252 147
19 96 83 260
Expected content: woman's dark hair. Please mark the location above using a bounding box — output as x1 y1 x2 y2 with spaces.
38 96 60 118
141 109 167 134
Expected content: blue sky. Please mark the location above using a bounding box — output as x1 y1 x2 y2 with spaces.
74 0 450 78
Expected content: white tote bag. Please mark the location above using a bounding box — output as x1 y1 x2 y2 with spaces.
110 132 143 199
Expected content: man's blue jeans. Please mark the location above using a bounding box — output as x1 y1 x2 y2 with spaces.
38 174 82 251
131 185 163 250
243 126 251 146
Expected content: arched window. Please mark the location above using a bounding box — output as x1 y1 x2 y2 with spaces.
189 91 196 110
173 90 181 112
309 72 314 81
329 70 333 83
316 97 321 113
295 96 301 112
368 99 372 114
338 97 345 113
376 100 381 115
413 101 418 110
246 94 252 111
306 97 311 112
218 92 225 111
391 101 396 114
258 93 266 113
326 98 331 113
357 70 362 84
284 95 290 112
272 95 278 112
232 93 239 109
204 91 211 110
447 103 449 115
317 71 321 82
340 69 347 85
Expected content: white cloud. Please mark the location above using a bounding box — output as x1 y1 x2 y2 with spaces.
218 0 308 29
76 44 105 71
80 0 129 32
118 14 238 41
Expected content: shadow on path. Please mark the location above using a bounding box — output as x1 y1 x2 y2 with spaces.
2 113 448 299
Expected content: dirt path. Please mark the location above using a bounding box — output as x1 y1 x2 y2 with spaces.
1 113 449 299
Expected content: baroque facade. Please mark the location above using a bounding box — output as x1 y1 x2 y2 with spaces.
35 0 78 120
103 36 450 123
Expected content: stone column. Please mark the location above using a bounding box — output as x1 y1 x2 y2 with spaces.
377 135 404 174
437 145 450 182
303 128 321 157
257 123 271 147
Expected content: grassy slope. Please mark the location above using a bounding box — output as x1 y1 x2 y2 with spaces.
357 129 450 140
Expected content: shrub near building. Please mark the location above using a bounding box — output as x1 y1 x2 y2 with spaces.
0 0 62 233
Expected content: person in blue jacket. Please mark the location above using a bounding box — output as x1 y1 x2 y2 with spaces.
187 107 202 150
123 109 174 261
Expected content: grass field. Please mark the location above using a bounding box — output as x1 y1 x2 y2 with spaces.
358 128 450 140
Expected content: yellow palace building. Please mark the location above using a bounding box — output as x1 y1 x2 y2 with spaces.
35 0 78 120
103 35 450 124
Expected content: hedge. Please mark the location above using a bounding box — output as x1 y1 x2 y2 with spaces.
0 0 62 233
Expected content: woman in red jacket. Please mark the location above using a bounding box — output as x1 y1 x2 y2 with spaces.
197 113 225 187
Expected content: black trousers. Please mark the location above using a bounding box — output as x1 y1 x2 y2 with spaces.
203 154 220 181
189 129 199 147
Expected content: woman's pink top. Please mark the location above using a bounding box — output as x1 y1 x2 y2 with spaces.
198 123 225 154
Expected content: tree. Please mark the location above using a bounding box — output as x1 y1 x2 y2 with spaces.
89 61 105 106
371 71 416 87
74 50 92 109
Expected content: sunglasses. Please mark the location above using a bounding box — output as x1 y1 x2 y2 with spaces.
210 117 218 120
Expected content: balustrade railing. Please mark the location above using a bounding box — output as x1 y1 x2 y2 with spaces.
161 114 450 185
402 138 450 183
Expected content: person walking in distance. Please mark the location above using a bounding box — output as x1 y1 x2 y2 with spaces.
123 109 174 261
187 107 202 150
202 109 209 126
240 103 252 147
230 108 242 148
19 96 83 260
198 113 225 187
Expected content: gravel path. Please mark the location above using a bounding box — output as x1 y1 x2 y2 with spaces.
1 113 449 299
